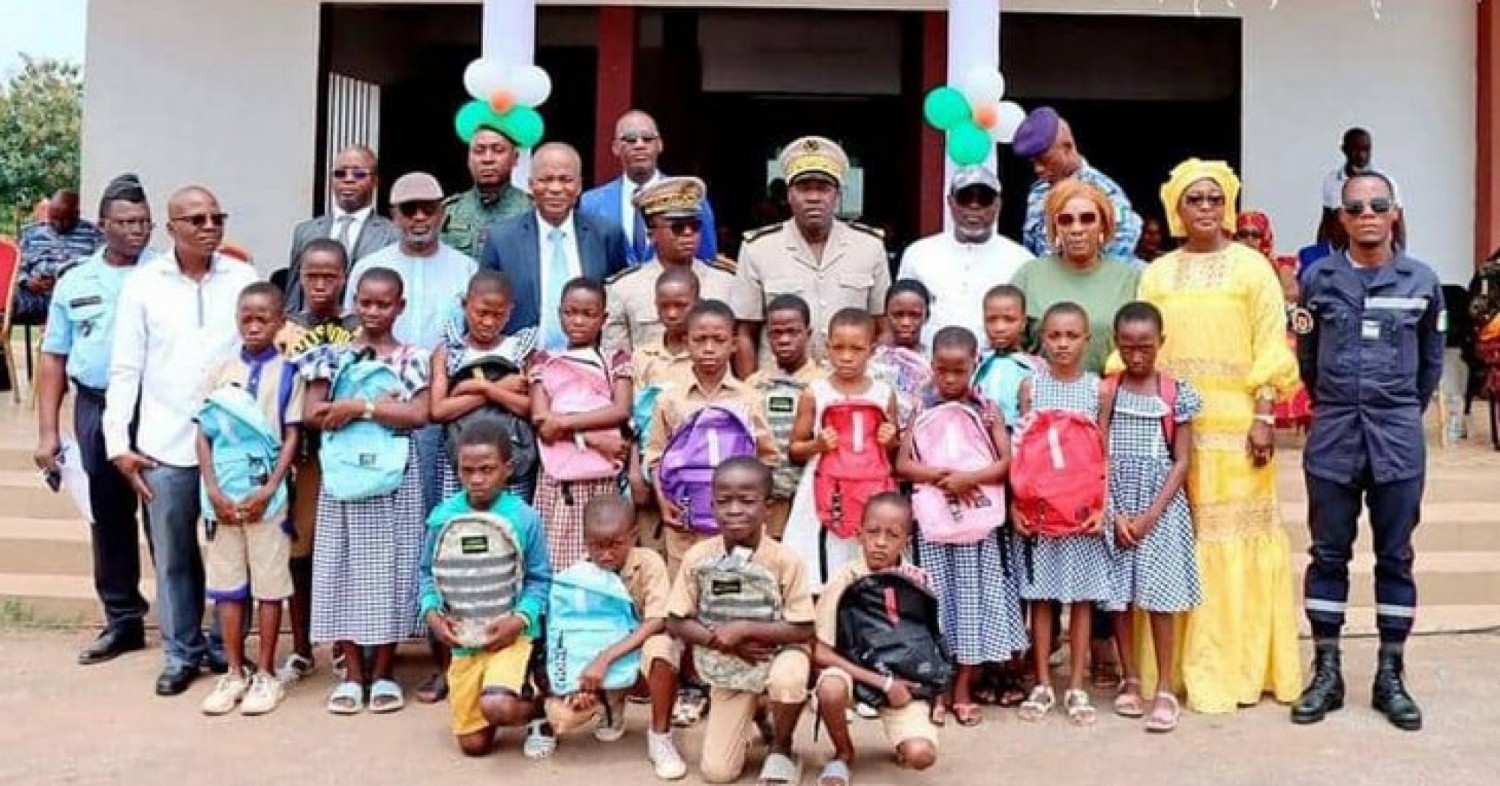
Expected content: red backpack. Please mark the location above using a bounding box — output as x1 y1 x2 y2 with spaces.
814 399 895 540
1010 410 1106 539
1098 372 1180 455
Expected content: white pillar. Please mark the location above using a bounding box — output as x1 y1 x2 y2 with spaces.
482 0 536 182
946 0 1000 184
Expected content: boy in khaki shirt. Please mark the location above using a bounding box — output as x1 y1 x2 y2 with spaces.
743 294 823 540
666 458 814 784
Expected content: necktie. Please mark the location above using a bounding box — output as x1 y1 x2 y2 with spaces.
630 185 649 262
540 227 569 350
334 215 355 251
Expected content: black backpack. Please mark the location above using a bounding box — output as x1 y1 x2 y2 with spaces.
444 353 539 486
834 571 954 708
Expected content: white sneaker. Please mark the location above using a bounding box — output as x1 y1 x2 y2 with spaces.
594 697 628 742
274 653 314 685
648 731 687 781
201 669 250 716
240 672 286 716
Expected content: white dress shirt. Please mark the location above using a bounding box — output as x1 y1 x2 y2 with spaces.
619 172 660 246
897 230 1033 348
329 204 373 248
345 242 477 352
105 251 261 466
537 210 584 300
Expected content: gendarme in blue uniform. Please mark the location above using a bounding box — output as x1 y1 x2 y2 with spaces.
1297 250 1444 640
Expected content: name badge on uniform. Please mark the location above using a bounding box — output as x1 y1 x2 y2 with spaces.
1361 319 1382 341
767 395 795 415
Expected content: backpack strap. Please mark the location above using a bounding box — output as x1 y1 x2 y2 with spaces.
1158 372 1179 454
277 362 298 433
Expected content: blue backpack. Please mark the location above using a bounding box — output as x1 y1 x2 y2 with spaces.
321 358 409 501
632 384 663 482
547 561 642 696
197 384 289 522
973 350 1035 429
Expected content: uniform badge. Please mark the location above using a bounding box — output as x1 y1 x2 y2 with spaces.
1289 306 1315 336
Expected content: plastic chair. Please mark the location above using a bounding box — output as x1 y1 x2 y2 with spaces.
0 237 22 403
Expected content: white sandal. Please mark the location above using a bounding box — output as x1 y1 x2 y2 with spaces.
523 719 558 760
1019 684 1055 722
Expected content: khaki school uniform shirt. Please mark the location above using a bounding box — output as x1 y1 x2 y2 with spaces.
604 259 737 355
814 558 872 646
631 339 697 393
642 375 780 473
620 547 671 621
666 536 816 625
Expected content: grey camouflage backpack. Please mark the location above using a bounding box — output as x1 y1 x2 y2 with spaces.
432 512 523 648
692 547 783 692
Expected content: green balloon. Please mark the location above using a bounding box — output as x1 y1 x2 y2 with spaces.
454 100 493 143
497 105 546 149
923 87 971 132
947 123 992 166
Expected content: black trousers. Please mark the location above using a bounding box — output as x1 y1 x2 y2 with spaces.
74 385 150 631
1304 470 1422 642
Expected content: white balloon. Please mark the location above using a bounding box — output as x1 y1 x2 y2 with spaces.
463 58 507 102
959 66 1006 107
993 101 1028 145
510 65 553 108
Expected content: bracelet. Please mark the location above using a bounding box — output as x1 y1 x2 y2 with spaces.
1253 414 1275 426
882 674 894 694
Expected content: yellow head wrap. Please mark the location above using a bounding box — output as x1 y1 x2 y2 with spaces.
1160 158 1240 238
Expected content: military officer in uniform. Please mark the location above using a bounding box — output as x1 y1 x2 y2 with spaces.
603 176 735 355
33 174 156 665
731 136 890 377
440 125 533 261
1291 172 1441 732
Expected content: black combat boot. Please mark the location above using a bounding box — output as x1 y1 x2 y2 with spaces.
1290 645 1344 724
1372 649 1422 731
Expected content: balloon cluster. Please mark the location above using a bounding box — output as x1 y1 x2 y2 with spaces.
454 58 552 148
922 67 1026 166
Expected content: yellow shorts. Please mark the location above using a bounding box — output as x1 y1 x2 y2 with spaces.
447 636 534 736
818 668 938 749
205 518 293 602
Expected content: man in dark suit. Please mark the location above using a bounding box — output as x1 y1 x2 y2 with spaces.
282 145 400 312
481 142 628 350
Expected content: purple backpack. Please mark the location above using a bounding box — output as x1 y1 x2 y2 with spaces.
658 405 757 533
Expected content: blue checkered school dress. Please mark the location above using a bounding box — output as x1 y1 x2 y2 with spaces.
1104 381 1204 613
1017 368 1121 605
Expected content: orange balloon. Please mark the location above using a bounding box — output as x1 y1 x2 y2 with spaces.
973 104 999 130
489 90 516 115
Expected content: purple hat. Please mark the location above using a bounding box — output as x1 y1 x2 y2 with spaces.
1011 106 1061 160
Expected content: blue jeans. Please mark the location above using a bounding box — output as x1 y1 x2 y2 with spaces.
414 424 444 516
142 464 223 670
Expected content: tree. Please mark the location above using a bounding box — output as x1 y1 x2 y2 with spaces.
0 56 84 231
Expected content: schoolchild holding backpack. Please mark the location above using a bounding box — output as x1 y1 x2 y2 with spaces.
744 293 824 540
1098 302 1203 733
302 267 432 715
530 278 634 573
1012 302 1121 726
870 279 934 431
897 326 1024 728
785 309 900 593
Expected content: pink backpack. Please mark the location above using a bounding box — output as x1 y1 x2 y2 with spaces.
536 351 623 481
910 402 1007 544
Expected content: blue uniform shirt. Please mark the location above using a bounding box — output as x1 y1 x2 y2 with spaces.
1298 251 1445 484
40 249 151 390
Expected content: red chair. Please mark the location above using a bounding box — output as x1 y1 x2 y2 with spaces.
0 237 22 403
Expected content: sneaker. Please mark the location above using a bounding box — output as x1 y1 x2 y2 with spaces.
240 672 286 716
201 669 250 716
647 731 687 781
275 653 315 685
594 697 628 742
854 702 880 719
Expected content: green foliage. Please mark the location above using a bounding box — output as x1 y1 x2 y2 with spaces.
0 56 84 231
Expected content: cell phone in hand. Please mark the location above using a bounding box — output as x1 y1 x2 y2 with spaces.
42 468 62 492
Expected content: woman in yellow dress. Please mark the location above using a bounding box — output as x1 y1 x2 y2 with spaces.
1135 159 1303 713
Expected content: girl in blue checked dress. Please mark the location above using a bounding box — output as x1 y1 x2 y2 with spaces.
303 267 430 715
1098 302 1202 733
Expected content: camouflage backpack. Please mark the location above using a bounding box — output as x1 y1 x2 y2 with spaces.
692 548 783 692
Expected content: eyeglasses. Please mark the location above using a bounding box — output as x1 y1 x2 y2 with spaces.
618 132 659 145
170 213 228 229
111 218 154 231
1183 193 1226 208
954 188 997 208
665 218 703 237
398 202 439 218
1234 229 1264 241
332 167 372 181
1055 212 1099 228
1342 197 1395 216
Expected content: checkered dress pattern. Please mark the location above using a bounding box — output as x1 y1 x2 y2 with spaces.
918 530 1029 664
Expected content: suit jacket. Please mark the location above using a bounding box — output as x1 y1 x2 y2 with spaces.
480 210 628 334
579 174 719 264
282 213 401 312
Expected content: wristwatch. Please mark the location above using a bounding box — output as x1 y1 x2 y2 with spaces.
362 400 375 420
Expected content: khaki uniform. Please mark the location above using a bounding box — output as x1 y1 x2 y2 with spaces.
603 259 737 355
744 359 826 539
731 220 890 371
631 340 696 393
440 185 533 261
619 547 679 673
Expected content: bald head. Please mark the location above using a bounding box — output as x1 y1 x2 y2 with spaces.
165 186 225 258
331 145 379 212
531 143 583 225
47 190 81 233
613 110 663 183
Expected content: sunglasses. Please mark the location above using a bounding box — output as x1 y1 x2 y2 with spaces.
398 202 440 218
1056 212 1099 228
954 188 997 208
1183 193 1226 208
1234 229 1264 240
618 132 659 145
171 212 228 229
1342 197 1395 216
332 167 372 181
665 218 703 237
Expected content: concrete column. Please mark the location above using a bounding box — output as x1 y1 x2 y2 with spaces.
1479 0 1499 264
943 0 1000 231
482 0 536 182
594 6 637 184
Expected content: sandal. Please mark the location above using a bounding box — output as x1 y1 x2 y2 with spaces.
953 702 983 727
1113 678 1146 718
326 680 364 715
671 686 707 727
415 670 448 704
1018 685 1055 722
817 758 852 786
368 678 405 714
1144 692 1181 733
757 752 803 786
1064 688 1097 726
523 719 558 760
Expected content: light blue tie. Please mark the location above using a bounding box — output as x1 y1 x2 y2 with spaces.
540 226 569 350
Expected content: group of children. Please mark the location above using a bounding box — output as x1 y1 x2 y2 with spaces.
190 238 1208 783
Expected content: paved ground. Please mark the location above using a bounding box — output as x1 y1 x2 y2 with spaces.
1 630 1495 785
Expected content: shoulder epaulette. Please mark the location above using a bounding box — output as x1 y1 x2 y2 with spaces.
707 255 738 275
847 221 886 240
606 264 647 286
741 222 783 245
440 191 466 208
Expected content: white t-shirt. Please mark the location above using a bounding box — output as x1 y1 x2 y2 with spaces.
1322 165 1402 209
896 231 1033 347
